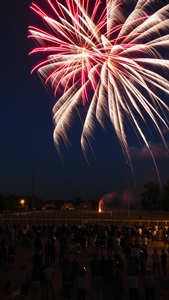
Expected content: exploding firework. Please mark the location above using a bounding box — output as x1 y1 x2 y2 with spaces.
28 0 169 174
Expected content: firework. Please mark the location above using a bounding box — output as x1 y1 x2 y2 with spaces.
28 0 169 174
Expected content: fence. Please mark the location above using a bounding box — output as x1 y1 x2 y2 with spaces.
0 217 169 226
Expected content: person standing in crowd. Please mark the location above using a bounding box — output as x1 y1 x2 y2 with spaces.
143 268 156 300
0 239 8 265
44 240 52 264
72 257 79 280
152 248 160 277
91 268 104 300
140 246 148 278
160 249 167 277
62 260 73 300
8 242 16 266
128 271 138 300
113 268 123 300
43 263 56 300
77 267 87 300
30 265 41 300
20 266 29 300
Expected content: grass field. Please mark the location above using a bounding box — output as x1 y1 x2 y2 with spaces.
1 209 169 225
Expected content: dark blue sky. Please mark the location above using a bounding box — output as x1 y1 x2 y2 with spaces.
0 0 169 202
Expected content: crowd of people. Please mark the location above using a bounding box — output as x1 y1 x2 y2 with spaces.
0 221 168 300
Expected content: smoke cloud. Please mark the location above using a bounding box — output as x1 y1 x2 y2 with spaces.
99 191 120 211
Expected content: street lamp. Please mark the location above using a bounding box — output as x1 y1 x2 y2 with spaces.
32 161 35 211
126 161 130 224
20 199 25 207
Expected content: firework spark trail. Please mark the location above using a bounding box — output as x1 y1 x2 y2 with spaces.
28 0 169 178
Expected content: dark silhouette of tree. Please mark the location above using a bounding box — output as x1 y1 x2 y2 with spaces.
0 194 6 210
72 196 82 208
160 180 169 211
140 181 161 210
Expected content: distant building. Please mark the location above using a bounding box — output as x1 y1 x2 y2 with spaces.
77 202 92 210
42 203 57 211
61 202 74 210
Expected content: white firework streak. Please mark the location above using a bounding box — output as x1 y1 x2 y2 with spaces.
28 0 169 178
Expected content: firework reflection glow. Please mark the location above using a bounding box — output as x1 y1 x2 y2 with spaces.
28 0 169 173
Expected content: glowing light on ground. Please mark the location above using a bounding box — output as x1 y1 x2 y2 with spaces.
98 199 103 213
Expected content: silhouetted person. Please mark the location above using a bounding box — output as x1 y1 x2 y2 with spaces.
92 268 104 300
31 265 41 300
43 263 55 300
20 266 29 300
160 249 167 277
77 267 87 300
128 271 138 300
62 261 73 300
113 268 123 300
143 269 156 300
152 248 160 277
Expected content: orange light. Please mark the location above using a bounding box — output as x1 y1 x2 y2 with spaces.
20 199 25 207
98 200 102 213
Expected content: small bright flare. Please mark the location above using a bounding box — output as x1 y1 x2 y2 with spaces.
98 199 103 213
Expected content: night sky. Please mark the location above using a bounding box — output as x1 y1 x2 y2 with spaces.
0 0 169 203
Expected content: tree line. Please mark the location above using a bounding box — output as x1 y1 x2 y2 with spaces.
140 180 169 211
0 179 169 212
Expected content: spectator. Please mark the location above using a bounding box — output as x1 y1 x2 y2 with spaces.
43 263 56 300
124 243 132 269
34 235 43 254
59 237 66 264
20 266 29 300
8 242 16 266
31 265 41 300
77 267 87 300
32 252 42 268
99 256 108 285
0 240 8 265
107 256 114 285
51 242 56 264
62 261 73 300
128 271 138 300
143 268 156 300
90 255 99 277
140 246 148 278
11 285 20 299
113 268 123 300
152 248 160 277
160 249 167 277
74 241 81 260
107 235 114 257
44 240 52 264
92 268 104 300
72 257 79 280
114 254 125 274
